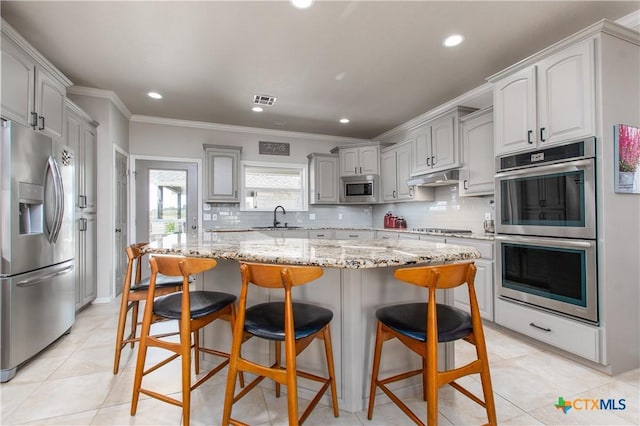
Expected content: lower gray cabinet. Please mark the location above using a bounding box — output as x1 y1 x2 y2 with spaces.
75 213 97 310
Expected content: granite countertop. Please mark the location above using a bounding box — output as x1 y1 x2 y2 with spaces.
204 226 495 241
143 231 481 269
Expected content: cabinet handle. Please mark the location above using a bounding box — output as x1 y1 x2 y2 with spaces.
316 234 325 237
529 322 551 332
463 179 468 190
348 234 358 238
359 166 362 174
426 157 431 166
355 167 358 174
540 127 546 142
38 116 45 131
79 218 87 231
431 156 435 166
79 195 87 209
30 112 38 128
392 190 396 198
527 130 534 144
234 190 237 198
317 193 320 201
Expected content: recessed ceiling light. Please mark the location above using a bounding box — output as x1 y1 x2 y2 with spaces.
443 34 464 47
339 118 350 124
147 91 162 99
290 0 314 9
252 106 264 112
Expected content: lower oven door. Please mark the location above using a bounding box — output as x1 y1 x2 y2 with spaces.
495 234 598 323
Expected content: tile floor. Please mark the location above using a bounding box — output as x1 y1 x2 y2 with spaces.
1 300 638 425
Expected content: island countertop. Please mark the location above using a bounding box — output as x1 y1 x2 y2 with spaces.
143 231 480 268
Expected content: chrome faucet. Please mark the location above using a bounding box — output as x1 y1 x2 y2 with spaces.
273 205 286 228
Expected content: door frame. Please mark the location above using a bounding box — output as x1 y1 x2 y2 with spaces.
129 155 203 250
113 146 129 298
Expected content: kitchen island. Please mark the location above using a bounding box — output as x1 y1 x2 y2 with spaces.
143 231 481 412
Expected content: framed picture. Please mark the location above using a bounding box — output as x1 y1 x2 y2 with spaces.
614 124 640 194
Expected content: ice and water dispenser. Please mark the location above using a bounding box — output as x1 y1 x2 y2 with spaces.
18 182 43 235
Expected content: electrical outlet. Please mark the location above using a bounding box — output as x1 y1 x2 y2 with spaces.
338 213 343 220
309 213 316 220
203 213 211 221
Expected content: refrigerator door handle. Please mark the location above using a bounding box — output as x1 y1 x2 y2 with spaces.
16 264 74 287
49 156 65 243
44 157 59 243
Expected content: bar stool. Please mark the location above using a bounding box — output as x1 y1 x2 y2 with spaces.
113 243 185 374
130 256 238 426
367 262 497 426
222 262 339 426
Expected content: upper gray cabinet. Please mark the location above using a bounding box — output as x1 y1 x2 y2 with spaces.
1 21 70 141
65 100 98 212
308 153 339 204
410 106 476 175
338 145 379 177
204 144 242 203
459 106 494 197
492 38 595 156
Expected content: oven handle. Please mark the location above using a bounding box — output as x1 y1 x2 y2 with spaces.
495 158 593 178
494 234 595 249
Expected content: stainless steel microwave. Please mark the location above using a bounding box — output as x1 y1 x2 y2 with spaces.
340 175 379 203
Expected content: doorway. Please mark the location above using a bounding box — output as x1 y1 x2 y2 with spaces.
134 160 198 245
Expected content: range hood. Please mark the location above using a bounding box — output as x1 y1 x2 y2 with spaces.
406 169 460 187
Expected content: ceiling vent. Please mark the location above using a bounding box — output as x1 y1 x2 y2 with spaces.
253 94 277 106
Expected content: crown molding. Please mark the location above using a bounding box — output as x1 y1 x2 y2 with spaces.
129 115 370 144
64 98 99 127
66 86 132 119
616 9 640 31
374 82 493 141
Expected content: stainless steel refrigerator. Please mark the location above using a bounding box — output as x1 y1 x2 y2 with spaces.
1 120 76 382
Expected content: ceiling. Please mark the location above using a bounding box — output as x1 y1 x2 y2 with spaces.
1 1 637 139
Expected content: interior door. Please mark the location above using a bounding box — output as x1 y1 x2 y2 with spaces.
114 151 128 296
135 159 197 245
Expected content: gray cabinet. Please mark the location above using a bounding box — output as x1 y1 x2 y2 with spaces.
1 24 69 141
459 107 494 197
308 153 339 204
204 145 242 203
66 100 98 212
75 213 97 309
338 145 379 177
381 141 415 202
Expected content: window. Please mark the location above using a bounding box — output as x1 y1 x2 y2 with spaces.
241 161 308 211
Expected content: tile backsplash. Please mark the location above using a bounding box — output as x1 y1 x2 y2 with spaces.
204 185 493 233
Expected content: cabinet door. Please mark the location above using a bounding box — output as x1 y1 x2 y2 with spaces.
66 112 83 208
83 124 98 211
411 124 431 175
206 149 239 202
1 39 35 126
83 215 97 305
430 113 457 171
395 142 413 200
460 109 495 196
359 146 379 175
340 147 359 176
314 155 339 204
494 67 537 155
537 39 595 146
453 259 493 321
381 150 397 201
35 67 66 141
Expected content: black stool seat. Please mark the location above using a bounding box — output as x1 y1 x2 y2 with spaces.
131 273 191 291
245 302 333 341
154 291 237 319
376 302 472 343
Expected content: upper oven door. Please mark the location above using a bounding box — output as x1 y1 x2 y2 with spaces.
495 158 596 239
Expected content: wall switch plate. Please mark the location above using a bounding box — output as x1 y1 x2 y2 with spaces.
309 213 316 220
212 214 218 221
203 204 211 211
338 213 343 220
203 213 212 221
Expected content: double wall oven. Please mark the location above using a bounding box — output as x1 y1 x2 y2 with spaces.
495 138 598 323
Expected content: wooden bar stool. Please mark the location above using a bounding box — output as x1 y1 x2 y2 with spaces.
113 243 185 374
367 262 497 426
222 262 339 426
130 256 238 426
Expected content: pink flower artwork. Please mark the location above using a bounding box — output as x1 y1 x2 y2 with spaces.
618 124 640 172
